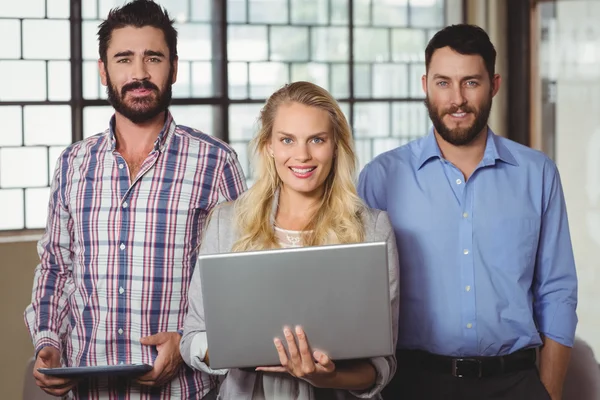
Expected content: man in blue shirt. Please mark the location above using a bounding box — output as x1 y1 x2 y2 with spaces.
358 24 577 400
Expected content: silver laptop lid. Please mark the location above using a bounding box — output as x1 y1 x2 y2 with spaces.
199 241 393 369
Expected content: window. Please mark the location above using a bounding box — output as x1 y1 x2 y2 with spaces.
0 0 452 231
0 0 71 230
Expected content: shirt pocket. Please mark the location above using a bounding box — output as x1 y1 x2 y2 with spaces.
478 217 540 273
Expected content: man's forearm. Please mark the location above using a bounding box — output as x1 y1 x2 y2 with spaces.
539 336 572 400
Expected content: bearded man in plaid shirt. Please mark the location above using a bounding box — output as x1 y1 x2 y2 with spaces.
24 1 247 398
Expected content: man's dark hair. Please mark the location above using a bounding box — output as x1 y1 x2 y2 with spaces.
97 0 178 64
425 24 496 79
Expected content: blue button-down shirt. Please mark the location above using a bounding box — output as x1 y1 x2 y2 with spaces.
358 127 578 356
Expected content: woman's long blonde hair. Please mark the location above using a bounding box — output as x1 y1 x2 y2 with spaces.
231 81 366 252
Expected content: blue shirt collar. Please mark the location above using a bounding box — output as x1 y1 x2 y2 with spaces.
417 126 518 170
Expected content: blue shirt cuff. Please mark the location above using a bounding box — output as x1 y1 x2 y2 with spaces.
535 300 577 347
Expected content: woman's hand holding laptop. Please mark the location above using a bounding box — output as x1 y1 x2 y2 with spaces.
255 325 336 387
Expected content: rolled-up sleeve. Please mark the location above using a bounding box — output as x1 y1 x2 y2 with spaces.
349 211 400 398
533 162 578 347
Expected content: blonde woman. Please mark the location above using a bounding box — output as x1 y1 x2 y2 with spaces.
180 81 399 399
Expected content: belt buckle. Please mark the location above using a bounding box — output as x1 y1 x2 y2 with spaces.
452 358 482 378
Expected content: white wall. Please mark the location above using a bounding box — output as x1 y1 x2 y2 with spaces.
551 1 600 356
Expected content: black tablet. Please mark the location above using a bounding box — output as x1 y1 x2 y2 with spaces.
38 363 153 377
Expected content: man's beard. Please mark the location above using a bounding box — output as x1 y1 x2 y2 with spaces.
106 70 173 124
425 94 492 146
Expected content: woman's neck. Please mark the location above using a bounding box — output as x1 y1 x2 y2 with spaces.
275 186 323 231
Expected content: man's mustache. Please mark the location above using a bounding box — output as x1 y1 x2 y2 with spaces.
443 104 475 115
121 80 159 96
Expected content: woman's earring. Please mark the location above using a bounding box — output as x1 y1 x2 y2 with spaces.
270 152 274 157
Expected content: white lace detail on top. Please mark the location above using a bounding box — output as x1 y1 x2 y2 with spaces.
274 226 305 248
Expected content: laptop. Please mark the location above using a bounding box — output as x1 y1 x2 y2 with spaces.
198 241 393 370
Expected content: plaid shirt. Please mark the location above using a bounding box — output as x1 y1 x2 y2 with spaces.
24 111 247 399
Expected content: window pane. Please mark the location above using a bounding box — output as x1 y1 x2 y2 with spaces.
270 26 309 62
26 187 51 229
373 138 406 156
98 0 117 17
173 61 191 97
23 20 70 60
101 0 164 18
0 147 48 188
24 106 71 146
47 0 71 18
228 0 247 23
0 107 23 147
229 26 268 61
176 23 212 61
186 67 213 99
49 146 67 180
355 137 407 170
354 102 390 138
331 64 349 98
352 0 371 25
48 61 72 101
249 0 288 24
373 0 408 27
229 141 251 182
0 20 21 59
392 101 428 138
373 64 409 98
291 0 329 24
410 0 444 28
291 63 329 93
82 21 101 61
82 0 98 19
83 61 102 99
353 64 371 98
0 61 46 101
191 0 211 22
0 0 44 18
169 105 215 136
331 0 349 24
0 189 24 230
354 28 390 62
354 139 373 171
229 104 262 141
392 28 426 62
191 62 215 97
229 62 249 99
229 104 262 182
249 62 288 99
338 102 350 124
426 28 438 42
366 138 400 165
83 106 114 139
311 28 348 62
409 63 425 97
157 0 190 22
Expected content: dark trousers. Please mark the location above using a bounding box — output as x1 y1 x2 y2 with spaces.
382 353 551 400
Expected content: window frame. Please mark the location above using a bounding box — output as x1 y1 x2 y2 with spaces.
0 0 461 235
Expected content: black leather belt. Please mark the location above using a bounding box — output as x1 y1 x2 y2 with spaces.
396 348 537 378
